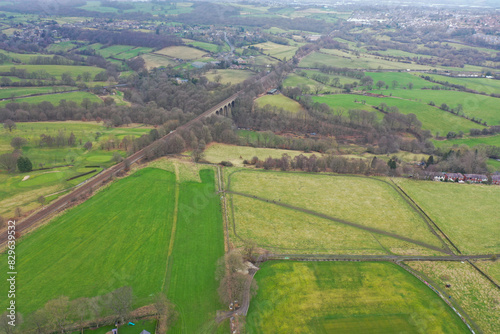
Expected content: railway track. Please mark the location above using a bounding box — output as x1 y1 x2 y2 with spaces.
0 91 242 247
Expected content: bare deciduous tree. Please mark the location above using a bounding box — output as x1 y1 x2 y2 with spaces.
28 309 50 334
153 293 178 329
106 286 134 327
44 296 72 333
3 119 16 132
72 298 89 334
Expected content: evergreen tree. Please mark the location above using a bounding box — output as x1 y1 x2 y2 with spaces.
17 156 33 172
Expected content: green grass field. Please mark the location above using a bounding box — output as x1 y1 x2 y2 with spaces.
78 0 193 15
417 74 500 95
378 89 500 126
0 50 51 63
228 170 445 251
229 194 438 255
409 261 500 334
205 69 254 85
252 41 300 60
299 51 440 71
0 86 73 99
0 91 102 107
487 158 500 170
0 163 225 332
366 71 442 90
432 134 500 148
155 46 207 60
0 121 152 217
95 45 136 58
183 39 222 53
165 167 226 333
0 168 175 316
475 261 500 285
312 94 483 135
246 261 469 333
255 94 303 113
46 41 78 53
394 179 500 254
0 64 105 79
113 47 154 60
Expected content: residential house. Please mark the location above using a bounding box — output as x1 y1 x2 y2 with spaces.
444 172 464 182
464 174 488 183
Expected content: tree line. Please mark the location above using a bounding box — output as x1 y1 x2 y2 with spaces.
0 287 178 334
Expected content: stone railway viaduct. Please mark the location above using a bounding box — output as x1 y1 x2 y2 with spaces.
0 91 244 246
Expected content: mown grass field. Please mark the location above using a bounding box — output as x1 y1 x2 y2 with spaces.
229 170 445 250
165 167 226 333
246 261 469 333
395 179 500 254
229 194 438 256
409 261 500 334
0 163 225 332
155 46 207 60
255 94 303 113
203 143 317 167
205 69 254 85
0 91 102 107
312 94 483 135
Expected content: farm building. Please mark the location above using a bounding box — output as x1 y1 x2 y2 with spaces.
464 174 488 183
444 173 464 182
267 88 278 95
492 174 500 185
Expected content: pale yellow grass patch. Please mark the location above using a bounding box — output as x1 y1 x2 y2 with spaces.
408 261 500 334
203 143 317 167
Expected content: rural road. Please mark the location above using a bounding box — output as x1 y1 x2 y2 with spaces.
268 253 499 262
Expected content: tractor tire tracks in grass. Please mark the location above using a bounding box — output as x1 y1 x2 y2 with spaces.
161 163 180 292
